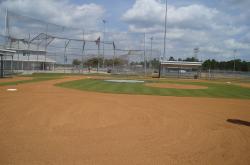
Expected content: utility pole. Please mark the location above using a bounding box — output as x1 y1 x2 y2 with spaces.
44 23 48 71
97 41 100 72
5 8 9 48
102 20 106 69
28 33 30 70
81 31 85 73
144 32 146 76
63 40 70 73
163 0 168 60
150 36 153 69
233 49 237 72
112 41 115 70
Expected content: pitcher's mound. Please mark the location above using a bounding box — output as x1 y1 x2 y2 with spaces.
145 83 208 89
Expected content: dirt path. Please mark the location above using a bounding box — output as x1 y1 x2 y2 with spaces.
0 76 250 165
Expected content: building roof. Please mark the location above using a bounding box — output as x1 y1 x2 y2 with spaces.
7 48 46 55
161 60 202 68
0 49 16 56
3 54 56 63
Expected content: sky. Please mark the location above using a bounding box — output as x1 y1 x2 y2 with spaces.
0 0 250 61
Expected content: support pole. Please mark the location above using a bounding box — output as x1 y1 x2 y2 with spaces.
97 43 100 72
0 55 3 78
44 24 48 71
17 40 20 70
150 37 153 70
81 31 85 73
28 33 30 70
112 42 115 70
63 40 70 73
233 49 237 72
163 0 168 60
144 32 146 76
11 55 13 74
158 63 161 78
5 8 9 47
102 20 106 69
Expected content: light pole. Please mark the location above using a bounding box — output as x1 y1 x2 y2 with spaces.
144 32 146 76
233 49 237 72
163 0 168 60
102 19 106 69
194 47 199 60
150 36 153 69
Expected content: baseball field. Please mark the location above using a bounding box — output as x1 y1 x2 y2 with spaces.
0 73 250 164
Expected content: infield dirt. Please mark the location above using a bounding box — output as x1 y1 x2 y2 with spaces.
0 76 250 165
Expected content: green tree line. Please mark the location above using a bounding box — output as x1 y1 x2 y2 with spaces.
202 59 250 71
73 57 250 72
72 57 127 68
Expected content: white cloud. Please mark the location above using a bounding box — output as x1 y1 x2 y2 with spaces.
224 39 250 50
122 0 250 60
122 0 220 32
0 0 105 30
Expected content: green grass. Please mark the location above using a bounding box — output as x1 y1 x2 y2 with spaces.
56 79 250 99
2 73 250 99
0 73 74 86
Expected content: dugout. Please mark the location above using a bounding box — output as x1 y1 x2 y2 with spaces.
160 61 202 78
0 49 16 78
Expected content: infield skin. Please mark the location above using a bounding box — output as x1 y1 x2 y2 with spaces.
0 76 250 165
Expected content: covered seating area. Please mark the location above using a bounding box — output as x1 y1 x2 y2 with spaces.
0 49 16 78
160 61 202 78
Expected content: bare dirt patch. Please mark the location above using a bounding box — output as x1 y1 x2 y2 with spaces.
236 83 250 88
0 76 250 165
145 82 208 89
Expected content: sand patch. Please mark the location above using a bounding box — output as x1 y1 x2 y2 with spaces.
235 83 250 88
145 83 208 89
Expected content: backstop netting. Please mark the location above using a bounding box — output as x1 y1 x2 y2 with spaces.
2 10 153 75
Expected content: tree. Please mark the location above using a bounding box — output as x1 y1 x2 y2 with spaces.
150 58 160 69
84 57 127 68
84 57 101 67
72 59 81 66
168 56 176 61
184 57 199 62
202 59 250 71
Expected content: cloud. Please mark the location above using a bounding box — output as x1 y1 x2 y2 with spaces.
122 0 250 60
224 39 250 50
122 0 220 32
0 0 105 30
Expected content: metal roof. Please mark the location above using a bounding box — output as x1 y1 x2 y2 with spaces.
7 48 46 54
161 60 202 66
0 49 16 56
3 54 56 63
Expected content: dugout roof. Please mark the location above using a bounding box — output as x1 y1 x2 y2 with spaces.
161 61 202 69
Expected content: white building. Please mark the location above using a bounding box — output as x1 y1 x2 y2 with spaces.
0 48 56 77
160 60 202 78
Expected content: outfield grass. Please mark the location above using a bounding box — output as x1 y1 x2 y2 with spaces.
0 73 71 86
56 78 250 99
